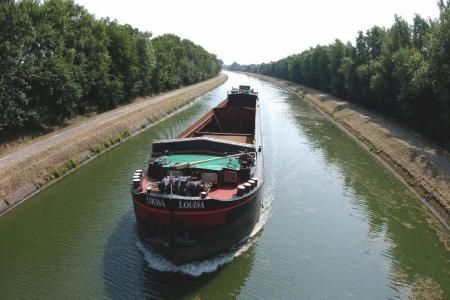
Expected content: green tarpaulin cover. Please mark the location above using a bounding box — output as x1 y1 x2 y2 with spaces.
154 154 240 171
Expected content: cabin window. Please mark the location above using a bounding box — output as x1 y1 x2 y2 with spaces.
224 171 238 183
201 172 218 185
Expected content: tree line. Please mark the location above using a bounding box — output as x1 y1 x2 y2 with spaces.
0 0 222 141
228 1 450 146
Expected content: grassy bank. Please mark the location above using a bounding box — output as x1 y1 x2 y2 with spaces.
249 73 450 228
0 74 227 215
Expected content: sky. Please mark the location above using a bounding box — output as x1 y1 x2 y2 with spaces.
75 0 440 65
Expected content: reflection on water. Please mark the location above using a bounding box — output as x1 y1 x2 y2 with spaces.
0 72 448 299
272 86 449 297
102 209 259 299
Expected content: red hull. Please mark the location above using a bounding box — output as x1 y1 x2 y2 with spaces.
132 188 262 265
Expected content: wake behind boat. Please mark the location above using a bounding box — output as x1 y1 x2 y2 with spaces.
131 85 263 265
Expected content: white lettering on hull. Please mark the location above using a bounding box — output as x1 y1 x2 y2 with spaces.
146 196 166 208
178 200 205 209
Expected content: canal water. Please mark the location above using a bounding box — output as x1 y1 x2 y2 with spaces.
0 72 448 299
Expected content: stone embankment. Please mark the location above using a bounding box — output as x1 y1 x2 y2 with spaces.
250 73 450 227
0 74 227 215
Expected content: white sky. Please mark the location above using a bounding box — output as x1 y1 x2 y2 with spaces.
75 0 440 65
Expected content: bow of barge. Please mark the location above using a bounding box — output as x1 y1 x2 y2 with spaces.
131 85 263 265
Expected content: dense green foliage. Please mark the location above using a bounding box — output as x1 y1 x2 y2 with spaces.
0 0 222 140
229 2 450 145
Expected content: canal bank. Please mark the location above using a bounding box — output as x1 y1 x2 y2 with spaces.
246 73 450 228
0 72 448 299
0 74 227 216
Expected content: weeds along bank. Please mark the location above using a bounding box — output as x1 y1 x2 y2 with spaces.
0 74 227 215
250 73 450 227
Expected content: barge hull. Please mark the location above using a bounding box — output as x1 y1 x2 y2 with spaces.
132 189 262 265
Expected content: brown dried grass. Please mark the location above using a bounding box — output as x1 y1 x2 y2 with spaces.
250 73 450 228
0 74 227 214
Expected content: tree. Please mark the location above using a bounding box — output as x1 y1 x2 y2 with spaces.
234 2 450 146
412 14 431 52
428 0 450 140
0 0 221 140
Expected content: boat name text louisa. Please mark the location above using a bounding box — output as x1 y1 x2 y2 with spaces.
146 196 166 208
179 200 205 209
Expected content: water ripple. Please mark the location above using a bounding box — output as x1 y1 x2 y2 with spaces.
137 187 274 276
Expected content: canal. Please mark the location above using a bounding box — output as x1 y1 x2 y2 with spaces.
0 72 448 299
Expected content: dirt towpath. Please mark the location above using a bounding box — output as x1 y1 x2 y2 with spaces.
0 74 227 215
0 75 225 169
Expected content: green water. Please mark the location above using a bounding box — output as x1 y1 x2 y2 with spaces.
0 72 448 299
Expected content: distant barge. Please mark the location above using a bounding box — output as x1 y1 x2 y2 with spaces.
131 85 263 265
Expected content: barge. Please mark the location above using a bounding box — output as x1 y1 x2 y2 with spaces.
131 85 263 265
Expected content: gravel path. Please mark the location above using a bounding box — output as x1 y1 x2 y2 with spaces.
0 77 221 170
0 74 227 215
